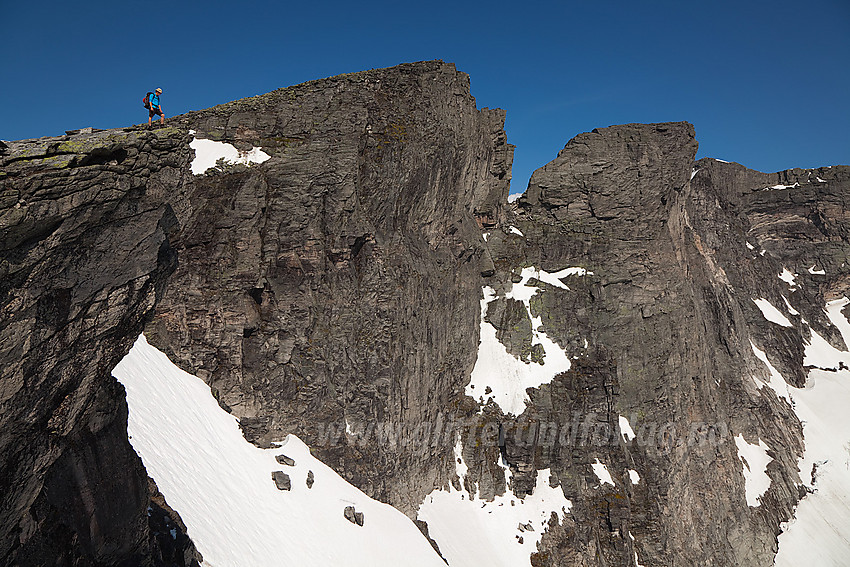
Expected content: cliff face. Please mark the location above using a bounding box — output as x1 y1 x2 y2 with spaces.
473 127 849 565
0 61 511 564
1 61 849 567
145 61 513 513
0 127 198 565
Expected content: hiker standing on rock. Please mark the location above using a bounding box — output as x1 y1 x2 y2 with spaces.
146 88 165 127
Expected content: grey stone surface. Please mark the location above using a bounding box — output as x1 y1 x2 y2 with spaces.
477 123 850 566
343 505 364 526
272 471 291 491
275 454 296 466
145 60 513 515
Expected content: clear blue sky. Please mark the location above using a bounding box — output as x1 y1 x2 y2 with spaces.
3 0 848 194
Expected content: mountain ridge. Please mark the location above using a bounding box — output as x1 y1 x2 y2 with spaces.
1 60 849 566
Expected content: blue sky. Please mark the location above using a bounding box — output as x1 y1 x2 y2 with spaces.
3 0 848 193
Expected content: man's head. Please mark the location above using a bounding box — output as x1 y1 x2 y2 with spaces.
155 88 162 94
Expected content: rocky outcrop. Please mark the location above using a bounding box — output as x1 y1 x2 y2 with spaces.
0 61 511 564
0 127 199 565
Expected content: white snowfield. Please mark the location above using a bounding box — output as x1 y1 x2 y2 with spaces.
767 297 850 565
189 131 270 175
466 267 592 416
113 335 445 567
418 442 572 567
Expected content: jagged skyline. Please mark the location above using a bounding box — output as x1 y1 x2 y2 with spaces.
2 0 848 193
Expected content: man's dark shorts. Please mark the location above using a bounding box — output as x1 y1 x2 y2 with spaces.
149 107 163 117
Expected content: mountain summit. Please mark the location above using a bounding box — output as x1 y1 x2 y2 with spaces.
1 61 848 566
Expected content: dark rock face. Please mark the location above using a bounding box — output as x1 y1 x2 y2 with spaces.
275 454 296 466
0 61 511 564
0 127 197 565
343 505 364 526
473 124 850 565
145 61 513 514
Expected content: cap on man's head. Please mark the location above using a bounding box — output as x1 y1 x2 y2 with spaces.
155 88 162 93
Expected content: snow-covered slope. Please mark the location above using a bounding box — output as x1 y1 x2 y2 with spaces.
113 335 445 567
773 298 850 565
417 440 572 567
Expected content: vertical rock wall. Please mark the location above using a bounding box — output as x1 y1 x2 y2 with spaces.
145 61 513 513
474 123 850 565
1 61 847 566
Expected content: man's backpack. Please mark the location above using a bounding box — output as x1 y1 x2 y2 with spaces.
143 92 154 109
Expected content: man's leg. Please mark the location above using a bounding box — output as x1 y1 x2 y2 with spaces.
160 111 165 125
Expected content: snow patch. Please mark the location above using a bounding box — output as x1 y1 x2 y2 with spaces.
753 298 793 327
746 242 755 250
690 168 700 180
779 268 798 288
803 326 850 370
808 265 826 275
713 158 730 163
816 176 827 183
466 266 592 416
190 135 270 175
113 335 445 567
482 232 490 242
466 278 572 415
782 295 799 316
507 192 523 203
418 461 571 567
628 469 641 485
765 183 801 190
509 226 524 237
619 415 636 442
591 459 615 487
734 434 773 507
454 437 469 481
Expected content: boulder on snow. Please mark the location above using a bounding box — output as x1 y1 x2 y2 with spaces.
271 471 291 491
275 454 296 466
344 505 364 526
